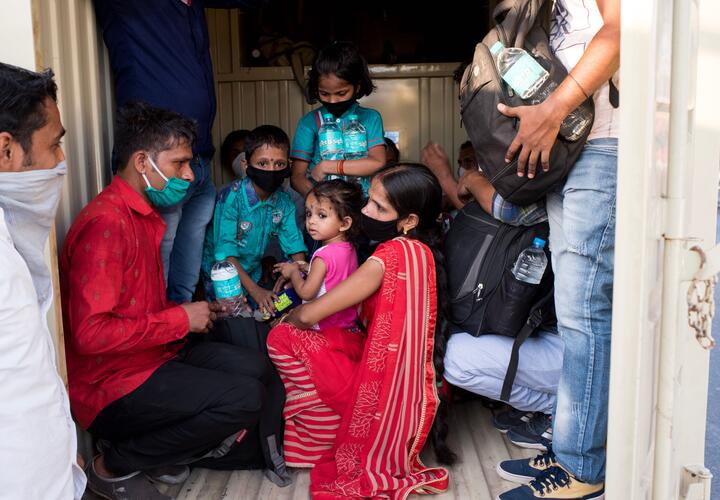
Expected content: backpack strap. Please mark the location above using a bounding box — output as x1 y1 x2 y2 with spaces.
493 0 545 48
499 288 553 402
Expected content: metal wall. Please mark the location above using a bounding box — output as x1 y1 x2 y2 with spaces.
206 8 468 186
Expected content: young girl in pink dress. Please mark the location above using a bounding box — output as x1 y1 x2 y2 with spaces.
274 179 364 330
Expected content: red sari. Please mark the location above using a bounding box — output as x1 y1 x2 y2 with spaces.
267 238 449 499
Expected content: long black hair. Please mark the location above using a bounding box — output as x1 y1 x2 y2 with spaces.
304 41 375 105
374 163 457 465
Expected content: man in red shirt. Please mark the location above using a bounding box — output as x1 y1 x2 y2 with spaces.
61 102 284 499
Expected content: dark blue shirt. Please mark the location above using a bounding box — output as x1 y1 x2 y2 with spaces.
94 0 256 158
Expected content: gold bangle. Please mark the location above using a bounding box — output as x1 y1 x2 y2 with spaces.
569 73 590 100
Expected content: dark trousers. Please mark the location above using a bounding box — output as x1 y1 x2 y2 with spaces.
90 327 280 475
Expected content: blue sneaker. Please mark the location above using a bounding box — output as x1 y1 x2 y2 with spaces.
496 466 605 499
496 449 557 483
492 408 534 434
508 413 552 451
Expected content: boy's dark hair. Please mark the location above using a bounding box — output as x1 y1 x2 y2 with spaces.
114 101 197 169
221 129 251 162
460 140 474 151
304 41 375 105
244 125 290 162
308 179 364 245
0 63 58 155
384 137 400 163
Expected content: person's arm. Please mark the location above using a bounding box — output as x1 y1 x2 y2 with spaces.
499 0 620 178
311 145 386 182
291 159 313 197
422 142 466 210
458 170 495 214
459 170 548 226
275 258 327 300
290 115 317 196
277 199 308 258
228 255 278 312
284 258 384 329
66 217 190 355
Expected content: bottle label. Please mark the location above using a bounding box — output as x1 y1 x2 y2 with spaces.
213 276 242 299
319 131 344 153
344 133 367 156
502 52 548 99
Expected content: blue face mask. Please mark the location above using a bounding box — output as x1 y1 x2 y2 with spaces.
142 156 190 207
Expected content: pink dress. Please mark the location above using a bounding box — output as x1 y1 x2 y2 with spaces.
308 241 358 330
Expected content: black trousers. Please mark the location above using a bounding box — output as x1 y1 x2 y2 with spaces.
90 323 283 475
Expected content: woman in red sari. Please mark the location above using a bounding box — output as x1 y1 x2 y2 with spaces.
267 164 451 499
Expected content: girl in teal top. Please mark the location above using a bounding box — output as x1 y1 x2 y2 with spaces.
290 42 386 198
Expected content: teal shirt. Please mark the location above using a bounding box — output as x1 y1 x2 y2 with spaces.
290 102 385 194
203 177 307 282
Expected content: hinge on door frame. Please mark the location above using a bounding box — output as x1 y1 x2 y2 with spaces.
680 463 713 499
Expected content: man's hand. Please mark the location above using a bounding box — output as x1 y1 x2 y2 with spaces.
457 169 483 201
181 301 216 333
249 285 278 315
421 142 452 180
498 100 564 179
311 161 335 182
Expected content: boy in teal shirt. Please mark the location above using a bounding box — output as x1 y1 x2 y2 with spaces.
203 125 306 314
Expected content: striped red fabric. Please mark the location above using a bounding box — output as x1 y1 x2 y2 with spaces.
268 238 449 498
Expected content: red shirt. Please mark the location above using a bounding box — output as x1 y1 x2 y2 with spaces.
60 177 189 429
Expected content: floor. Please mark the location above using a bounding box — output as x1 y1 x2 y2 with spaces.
150 402 534 500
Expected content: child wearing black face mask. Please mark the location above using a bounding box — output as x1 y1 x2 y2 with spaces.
289 42 387 200
201 125 307 316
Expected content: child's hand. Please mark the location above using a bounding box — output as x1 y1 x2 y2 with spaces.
249 286 278 316
274 261 300 280
311 161 335 182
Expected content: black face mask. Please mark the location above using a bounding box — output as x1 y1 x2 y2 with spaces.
360 212 399 242
246 165 290 194
320 98 356 118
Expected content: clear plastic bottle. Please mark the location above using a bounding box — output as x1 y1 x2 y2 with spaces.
211 253 248 317
318 113 345 161
490 41 592 142
343 114 367 160
511 237 548 285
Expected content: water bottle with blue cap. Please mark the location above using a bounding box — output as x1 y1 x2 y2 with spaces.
511 237 548 285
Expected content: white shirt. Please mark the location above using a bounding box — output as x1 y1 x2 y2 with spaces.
0 207 85 499
550 0 620 140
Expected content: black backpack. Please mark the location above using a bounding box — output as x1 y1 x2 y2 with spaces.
459 0 595 205
445 201 556 401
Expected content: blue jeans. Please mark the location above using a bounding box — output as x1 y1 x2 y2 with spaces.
158 156 217 303
546 138 618 484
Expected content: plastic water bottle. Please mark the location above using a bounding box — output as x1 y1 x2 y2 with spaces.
211 253 247 317
318 113 344 161
512 237 548 285
490 41 592 141
343 114 367 160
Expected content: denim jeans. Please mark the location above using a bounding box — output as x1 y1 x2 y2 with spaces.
158 156 217 303
546 138 618 484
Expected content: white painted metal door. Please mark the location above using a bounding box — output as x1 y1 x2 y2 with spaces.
607 1 720 499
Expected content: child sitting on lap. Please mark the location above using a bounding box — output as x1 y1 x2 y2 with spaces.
275 179 363 330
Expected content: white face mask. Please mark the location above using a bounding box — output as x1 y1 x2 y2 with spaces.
0 161 67 310
231 152 246 178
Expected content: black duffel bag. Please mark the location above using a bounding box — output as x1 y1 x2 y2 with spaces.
445 201 556 401
459 0 594 205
